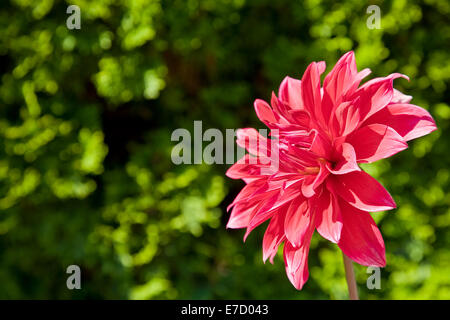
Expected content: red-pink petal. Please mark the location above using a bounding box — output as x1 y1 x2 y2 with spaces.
313 190 343 243
226 178 266 211
301 162 329 198
391 89 412 104
322 52 357 118
364 103 437 141
338 199 386 267
226 154 276 179
255 180 303 217
243 192 282 240
288 109 311 128
284 197 310 248
227 201 260 229
326 142 360 175
328 171 396 212
348 124 408 163
254 99 277 127
244 180 304 240
236 128 270 158
283 222 314 290
354 73 409 122
301 62 324 124
278 76 304 110
355 78 394 122
263 212 286 263
309 129 333 159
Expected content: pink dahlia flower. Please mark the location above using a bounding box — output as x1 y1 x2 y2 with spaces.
226 51 437 290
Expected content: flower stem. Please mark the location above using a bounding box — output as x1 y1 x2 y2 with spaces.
342 253 359 300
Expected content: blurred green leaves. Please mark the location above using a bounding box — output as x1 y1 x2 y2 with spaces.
0 0 448 299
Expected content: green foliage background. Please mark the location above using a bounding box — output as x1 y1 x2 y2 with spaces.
0 0 448 299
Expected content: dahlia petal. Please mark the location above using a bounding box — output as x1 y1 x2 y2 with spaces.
278 76 304 110
236 128 270 158
288 109 311 128
317 61 326 74
257 180 303 215
348 124 408 163
226 154 276 179
245 209 277 241
391 89 412 104
342 68 372 101
284 197 310 248
328 171 396 212
360 73 409 89
279 129 314 149
356 77 394 122
301 162 329 198
354 68 372 84
283 223 314 290
270 92 290 121
254 99 277 127
244 180 304 240
284 242 307 290
323 52 356 118
326 142 361 175
227 201 261 229
338 200 386 267
364 103 437 141
314 190 343 243
250 178 285 198
243 192 281 240
286 144 319 168
301 175 316 198
263 211 287 263
354 73 410 122
329 99 362 138
226 178 266 212
301 62 324 123
309 129 333 159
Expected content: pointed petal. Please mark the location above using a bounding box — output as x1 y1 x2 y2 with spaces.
301 62 324 123
226 178 266 211
348 124 408 163
301 162 329 198
243 192 281 241
236 128 270 158
309 129 333 159
254 99 277 127
226 154 276 179
330 100 361 137
338 199 386 267
278 76 304 110
288 109 311 128
317 61 326 74
326 142 361 175
227 201 260 229
314 190 343 243
391 89 412 104
255 180 303 218
244 181 303 241
322 52 356 118
263 212 287 263
364 103 437 141
354 73 409 122
283 223 314 290
227 182 281 228
355 77 394 122
328 171 396 212
284 197 310 248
